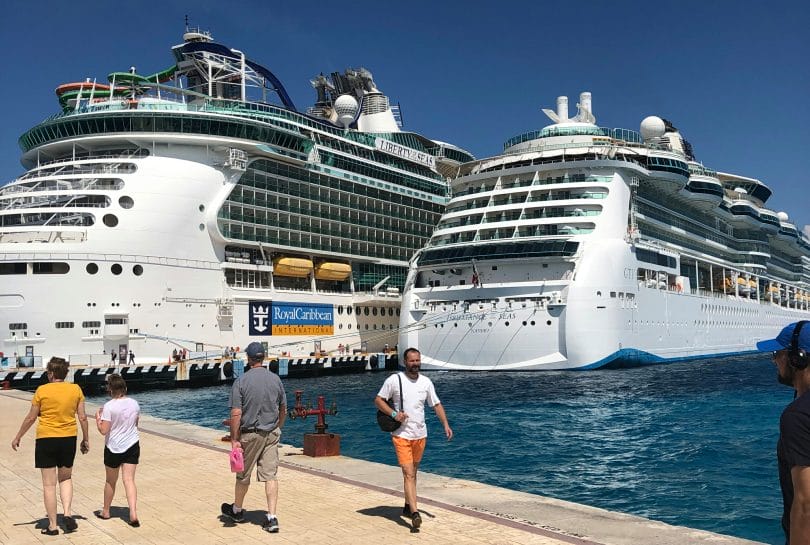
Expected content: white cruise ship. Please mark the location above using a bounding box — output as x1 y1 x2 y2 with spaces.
0 28 473 366
399 92 810 370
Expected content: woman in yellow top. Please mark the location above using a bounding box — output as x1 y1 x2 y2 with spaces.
11 357 90 535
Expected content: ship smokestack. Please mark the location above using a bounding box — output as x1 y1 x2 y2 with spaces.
579 92 592 117
556 96 568 122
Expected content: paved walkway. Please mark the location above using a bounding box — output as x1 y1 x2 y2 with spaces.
0 390 763 544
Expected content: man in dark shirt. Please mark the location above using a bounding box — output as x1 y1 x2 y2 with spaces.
220 342 287 533
758 321 810 544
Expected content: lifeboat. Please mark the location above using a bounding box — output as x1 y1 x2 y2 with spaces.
749 278 758 293
272 257 313 277
736 277 750 295
769 284 781 301
314 262 351 281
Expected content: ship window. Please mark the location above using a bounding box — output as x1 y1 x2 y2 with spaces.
105 318 126 325
86 263 99 274
337 305 344 315
372 308 378 316
364 307 369 316
133 265 143 276
55 322 74 329
33 262 70 274
82 321 101 328
119 196 134 209
111 264 123 275
396 309 400 316
347 306 353 315
9 323 27 330
103 214 119 227
0 262 26 275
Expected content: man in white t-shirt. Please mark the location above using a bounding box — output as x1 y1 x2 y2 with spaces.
375 347 452 530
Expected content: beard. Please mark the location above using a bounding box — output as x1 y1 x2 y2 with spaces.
778 365 796 387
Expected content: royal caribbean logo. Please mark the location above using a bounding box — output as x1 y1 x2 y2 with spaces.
249 301 335 336
249 300 272 336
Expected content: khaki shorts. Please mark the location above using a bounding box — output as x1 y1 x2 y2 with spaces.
237 428 281 483
392 436 426 466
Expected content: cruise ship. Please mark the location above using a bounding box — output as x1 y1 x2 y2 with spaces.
0 28 472 366
399 92 810 370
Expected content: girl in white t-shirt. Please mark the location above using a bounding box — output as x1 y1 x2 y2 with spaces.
94 373 141 527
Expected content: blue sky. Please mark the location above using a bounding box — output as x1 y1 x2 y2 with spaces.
1 0 808 230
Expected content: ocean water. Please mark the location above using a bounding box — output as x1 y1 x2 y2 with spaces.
89 355 787 544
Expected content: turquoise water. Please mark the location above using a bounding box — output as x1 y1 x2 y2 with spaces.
89 355 785 544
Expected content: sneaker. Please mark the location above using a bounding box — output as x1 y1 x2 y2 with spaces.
411 511 422 529
262 516 279 533
403 502 411 516
220 503 245 523
63 516 78 532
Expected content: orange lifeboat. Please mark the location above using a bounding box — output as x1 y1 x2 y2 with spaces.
314 262 351 281
272 257 313 278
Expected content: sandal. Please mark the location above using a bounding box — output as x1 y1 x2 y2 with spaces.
41 528 59 536
128 519 140 528
64 516 78 532
94 510 111 520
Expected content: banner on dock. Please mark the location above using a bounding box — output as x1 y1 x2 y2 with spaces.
249 301 334 336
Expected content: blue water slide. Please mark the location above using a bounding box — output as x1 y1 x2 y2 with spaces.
176 41 297 112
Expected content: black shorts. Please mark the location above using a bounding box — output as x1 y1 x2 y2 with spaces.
35 437 77 468
104 442 140 468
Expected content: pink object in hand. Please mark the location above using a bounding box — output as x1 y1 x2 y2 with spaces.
229 448 244 473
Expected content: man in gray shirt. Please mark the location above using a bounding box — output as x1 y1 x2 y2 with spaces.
221 342 287 533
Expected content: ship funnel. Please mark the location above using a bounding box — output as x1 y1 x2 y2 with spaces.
580 92 592 116
556 96 569 122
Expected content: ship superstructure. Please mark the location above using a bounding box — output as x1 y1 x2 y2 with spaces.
0 28 473 365
399 92 809 370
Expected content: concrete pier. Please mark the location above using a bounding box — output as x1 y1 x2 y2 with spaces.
0 390 764 544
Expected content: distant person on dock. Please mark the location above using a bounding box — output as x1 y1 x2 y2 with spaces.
757 321 810 544
128 351 135 365
110 351 117 365
221 342 287 534
94 374 141 527
374 347 452 530
10 357 89 535
172 348 178 362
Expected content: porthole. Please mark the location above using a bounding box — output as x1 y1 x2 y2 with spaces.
347 306 353 315
198 223 205 231
531 321 536 326
364 307 369 316
111 264 123 275
337 306 344 315
118 196 134 209
522 321 527 326
396 309 400 316
199 204 205 212
133 265 143 276
546 320 552 325
103 214 119 227
388 308 393 316
372 308 378 316
505 321 510 327
86 263 98 274
365 324 369 330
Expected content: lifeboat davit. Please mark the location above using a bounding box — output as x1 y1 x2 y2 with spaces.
272 257 313 278
314 262 351 281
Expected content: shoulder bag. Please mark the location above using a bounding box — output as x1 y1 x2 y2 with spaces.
376 373 403 432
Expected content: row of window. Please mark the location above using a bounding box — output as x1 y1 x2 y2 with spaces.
0 262 144 276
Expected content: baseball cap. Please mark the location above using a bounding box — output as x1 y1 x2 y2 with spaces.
245 342 265 359
756 321 810 352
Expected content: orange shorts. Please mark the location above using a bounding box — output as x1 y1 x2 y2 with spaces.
392 436 426 466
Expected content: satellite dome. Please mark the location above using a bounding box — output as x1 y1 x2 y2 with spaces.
640 116 666 141
334 94 359 129
778 211 789 222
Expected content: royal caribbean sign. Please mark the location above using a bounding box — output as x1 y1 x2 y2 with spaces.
249 301 334 336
